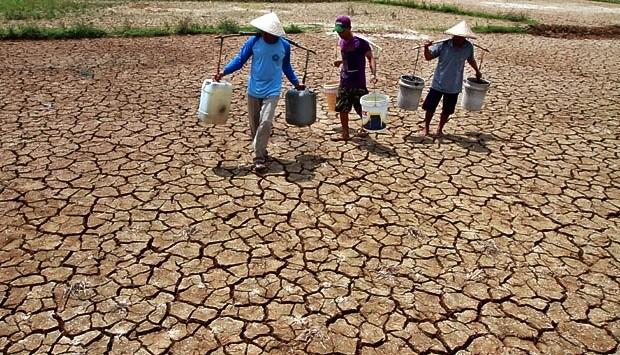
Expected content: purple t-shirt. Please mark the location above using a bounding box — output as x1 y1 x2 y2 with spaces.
339 36 371 89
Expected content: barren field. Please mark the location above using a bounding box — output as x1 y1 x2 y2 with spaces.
2 0 619 30
1 1 619 354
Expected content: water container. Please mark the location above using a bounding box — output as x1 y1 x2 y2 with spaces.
323 81 339 112
197 79 233 124
397 75 424 111
462 77 491 112
360 92 389 132
285 88 317 127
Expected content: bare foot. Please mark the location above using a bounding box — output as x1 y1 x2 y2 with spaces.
331 134 349 142
419 128 429 136
354 129 368 138
435 130 444 138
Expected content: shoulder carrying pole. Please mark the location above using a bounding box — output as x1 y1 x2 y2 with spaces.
284 37 316 54
215 32 315 83
302 51 310 84
412 38 490 52
216 37 224 75
215 32 316 54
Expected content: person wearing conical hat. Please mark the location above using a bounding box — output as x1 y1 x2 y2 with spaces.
420 20 482 137
214 12 305 172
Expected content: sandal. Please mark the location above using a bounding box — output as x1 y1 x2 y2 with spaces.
331 135 349 142
354 129 368 138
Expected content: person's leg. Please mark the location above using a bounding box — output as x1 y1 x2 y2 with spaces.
337 111 350 141
421 89 442 136
252 96 279 168
352 88 368 119
247 95 262 139
353 88 369 136
423 111 434 136
436 113 450 137
436 92 458 136
334 87 353 141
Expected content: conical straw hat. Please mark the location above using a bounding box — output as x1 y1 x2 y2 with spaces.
445 20 477 39
250 12 286 37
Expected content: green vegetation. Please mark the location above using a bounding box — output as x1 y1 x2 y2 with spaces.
284 24 303 34
115 25 172 38
370 0 536 24
215 18 242 34
0 18 312 40
589 0 620 3
0 0 111 20
472 24 527 33
0 0 539 40
0 22 106 39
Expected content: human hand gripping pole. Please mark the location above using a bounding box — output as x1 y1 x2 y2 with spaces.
370 47 378 85
295 49 311 91
475 50 484 80
213 37 225 82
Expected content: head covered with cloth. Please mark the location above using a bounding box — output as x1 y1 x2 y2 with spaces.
331 15 378 141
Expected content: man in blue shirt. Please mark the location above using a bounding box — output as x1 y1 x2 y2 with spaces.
421 21 482 137
214 12 304 172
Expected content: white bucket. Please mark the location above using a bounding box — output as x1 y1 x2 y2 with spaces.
397 75 424 111
462 77 491 112
197 79 233 124
360 92 389 132
323 81 339 112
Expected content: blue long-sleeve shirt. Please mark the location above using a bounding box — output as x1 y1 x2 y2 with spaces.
223 36 300 98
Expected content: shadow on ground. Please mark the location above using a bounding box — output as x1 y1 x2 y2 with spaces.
405 131 497 153
353 135 399 158
212 154 329 181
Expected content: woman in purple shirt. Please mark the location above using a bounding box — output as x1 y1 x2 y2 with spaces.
332 15 377 141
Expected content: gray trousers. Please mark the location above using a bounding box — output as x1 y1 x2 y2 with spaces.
247 95 279 162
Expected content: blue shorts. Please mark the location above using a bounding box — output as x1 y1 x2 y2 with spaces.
422 88 459 115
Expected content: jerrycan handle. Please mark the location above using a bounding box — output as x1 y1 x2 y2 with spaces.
203 79 230 90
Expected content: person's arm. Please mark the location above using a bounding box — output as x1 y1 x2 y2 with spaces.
466 44 482 80
334 43 342 67
467 58 482 80
423 40 441 61
282 40 304 90
365 49 377 84
213 37 255 81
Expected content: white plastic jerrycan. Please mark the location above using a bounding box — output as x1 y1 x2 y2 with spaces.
197 79 233 124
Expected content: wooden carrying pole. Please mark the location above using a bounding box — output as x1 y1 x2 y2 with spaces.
412 38 490 52
215 32 316 54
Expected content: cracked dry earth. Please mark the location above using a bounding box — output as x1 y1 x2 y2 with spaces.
0 31 619 354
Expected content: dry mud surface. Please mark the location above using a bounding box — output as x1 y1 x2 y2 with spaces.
1 6 620 355
99 1 620 29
